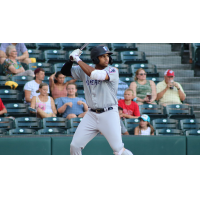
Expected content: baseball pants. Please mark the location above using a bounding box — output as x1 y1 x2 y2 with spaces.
70 106 133 155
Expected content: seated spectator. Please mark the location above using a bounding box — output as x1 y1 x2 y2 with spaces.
0 98 7 116
118 107 129 135
2 45 34 79
49 71 77 100
30 83 57 118
0 43 32 65
134 114 154 135
23 68 50 105
57 83 88 119
117 79 129 100
118 89 140 119
156 69 186 106
129 68 157 105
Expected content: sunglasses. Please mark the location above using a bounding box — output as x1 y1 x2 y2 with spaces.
139 73 147 76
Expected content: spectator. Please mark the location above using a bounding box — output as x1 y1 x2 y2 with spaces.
156 69 186 106
118 89 140 119
57 83 88 119
134 114 154 135
118 107 129 135
0 98 7 116
24 68 50 105
0 43 31 65
49 71 77 100
30 83 57 118
2 45 34 79
129 68 157 105
117 79 129 100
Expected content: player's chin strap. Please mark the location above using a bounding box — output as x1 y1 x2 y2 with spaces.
114 148 133 155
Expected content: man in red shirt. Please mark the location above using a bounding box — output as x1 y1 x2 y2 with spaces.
0 98 7 116
118 89 140 119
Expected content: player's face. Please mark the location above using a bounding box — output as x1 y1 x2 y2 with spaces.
124 91 133 100
39 86 48 95
36 71 45 81
139 119 148 128
56 74 65 84
67 85 77 96
98 54 109 67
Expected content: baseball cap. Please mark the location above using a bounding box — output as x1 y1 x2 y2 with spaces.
34 68 44 75
139 114 150 122
164 69 175 77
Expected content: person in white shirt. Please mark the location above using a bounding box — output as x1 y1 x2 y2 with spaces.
134 114 154 135
23 68 50 105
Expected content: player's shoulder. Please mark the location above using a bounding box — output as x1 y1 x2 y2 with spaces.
104 66 118 74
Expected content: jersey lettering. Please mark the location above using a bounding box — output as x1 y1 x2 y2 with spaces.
86 80 102 86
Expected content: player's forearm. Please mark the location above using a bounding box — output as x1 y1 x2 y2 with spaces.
77 61 95 77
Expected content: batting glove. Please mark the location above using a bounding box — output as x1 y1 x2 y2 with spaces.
69 49 82 63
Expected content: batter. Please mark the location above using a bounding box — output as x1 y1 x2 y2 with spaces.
61 45 133 155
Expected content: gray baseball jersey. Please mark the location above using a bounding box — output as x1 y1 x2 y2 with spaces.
71 65 119 109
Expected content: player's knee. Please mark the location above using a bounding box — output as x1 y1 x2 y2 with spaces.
114 148 133 155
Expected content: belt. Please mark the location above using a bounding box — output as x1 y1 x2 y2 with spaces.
90 107 113 113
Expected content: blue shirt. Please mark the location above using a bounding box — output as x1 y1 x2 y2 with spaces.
0 43 27 56
57 97 86 118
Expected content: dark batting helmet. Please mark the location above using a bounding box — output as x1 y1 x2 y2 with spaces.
90 45 113 65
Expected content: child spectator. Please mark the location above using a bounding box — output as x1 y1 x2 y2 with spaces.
57 83 88 119
134 114 154 135
118 89 140 119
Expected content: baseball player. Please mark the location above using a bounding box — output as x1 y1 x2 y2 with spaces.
61 45 133 155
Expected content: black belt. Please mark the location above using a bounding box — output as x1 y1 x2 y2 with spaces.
91 107 113 113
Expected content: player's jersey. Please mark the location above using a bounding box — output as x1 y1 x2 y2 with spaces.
71 65 119 109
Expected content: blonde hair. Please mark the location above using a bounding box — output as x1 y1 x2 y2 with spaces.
124 88 134 95
36 83 48 93
6 45 16 57
134 68 146 81
138 122 155 135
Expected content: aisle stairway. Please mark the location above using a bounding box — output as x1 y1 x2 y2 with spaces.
136 43 200 118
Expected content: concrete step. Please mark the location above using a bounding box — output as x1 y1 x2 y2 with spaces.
173 77 200 82
185 97 200 104
156 64 192 70
146 56 182 65
158 69 194 77
181 83 200 90
136 44 171 52
185 90 200 96
145 52 180 57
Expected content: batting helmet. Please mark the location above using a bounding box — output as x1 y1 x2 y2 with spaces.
91 45 113 65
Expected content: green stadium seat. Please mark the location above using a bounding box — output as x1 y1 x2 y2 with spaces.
152 118 179 130
146 77 163 84
67 117 83 128
54 63 65 72
7 128 36 135
179 119 200 133
5 103 29 118
76 81 84 90
42 117 68 129
124 118 140 135
37 128 67 135
14 117 42 130
44 50 68 64
36 43 61 50
185 129 200 136
27 49 45 62
66 127 77 135
28 63 54 75
77 90 85 98
11 76 34 90
111 43 138 51
60 43 85 50
0 128 7 135
42 76 50 84
121 51 148 64
25 43 37 49
0 89 23 103
0 117 14 130
156 128 183 135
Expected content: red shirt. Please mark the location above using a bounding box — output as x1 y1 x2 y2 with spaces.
118 99 140 116
0 98 5 111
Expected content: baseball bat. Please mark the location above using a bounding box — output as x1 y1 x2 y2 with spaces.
69 43 90 61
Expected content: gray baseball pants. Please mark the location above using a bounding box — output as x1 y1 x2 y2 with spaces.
70 106 133 155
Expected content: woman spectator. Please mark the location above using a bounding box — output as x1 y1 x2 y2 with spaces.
2 45 34 79
30 83 57 119
129 68 157 105
49 71 76 100
134 114 154 135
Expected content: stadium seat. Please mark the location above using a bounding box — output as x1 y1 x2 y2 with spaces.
146 77 163 85
152 118 179 130
0 65 4 76
25 43 37 49
44 50 68 64
77 90 85 98
156 128 183 135
42 76 50 84
54 63 65 72
76 81 84 90
66 127 77 135
111 52 122 64
124 118 140 135
0 76 10 89
11 76 34 90
179 119 200 133
121 51 148 64
0 89 23 103
164 104 195 120
37 128 67 135
14 117 42 130
27 49 45 62
60 43 85 51
42 117 68 129
0 128 7 135
7 128 36 135
119 77 134 86
0 117 14 130
139 104 167 120
111 43 138 51
28 63 54 75
118 68 132 77
5 103 29 118
185 129 200 136
131 63 159 77
36 43 61 50
67 117 83 128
